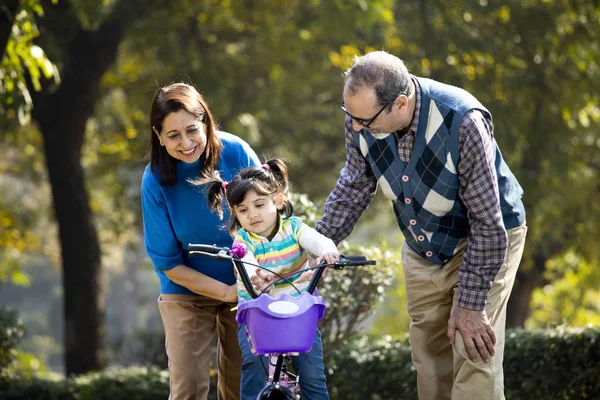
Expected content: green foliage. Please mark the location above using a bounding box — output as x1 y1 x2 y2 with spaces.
529 251 600 328
0 307 48 379
0 308 25 376
0 367 171 400
327 327 600 400
319 243 396 356
503 327 600 399
327 334 416 400
1 0 600 375
2 328 599 399
0 0 58 125
291 192 397 353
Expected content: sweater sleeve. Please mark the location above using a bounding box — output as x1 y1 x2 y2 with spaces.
141 170 183 271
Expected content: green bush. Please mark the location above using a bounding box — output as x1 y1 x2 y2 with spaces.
2 327 598 399
327 327 600 400
504 327 600 400
326 335 417 400
0 367 170 400
0 307 25 377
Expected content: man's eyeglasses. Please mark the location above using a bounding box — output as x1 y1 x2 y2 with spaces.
340 97 396 128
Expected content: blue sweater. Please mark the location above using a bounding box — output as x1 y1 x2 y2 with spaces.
141 131 260 294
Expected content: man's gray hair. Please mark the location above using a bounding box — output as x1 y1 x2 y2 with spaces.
344 50 412 108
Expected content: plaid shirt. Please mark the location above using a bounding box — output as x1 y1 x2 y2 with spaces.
317 77 508 310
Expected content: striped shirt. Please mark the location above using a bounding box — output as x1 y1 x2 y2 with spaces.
317 77 509 311
234 216 337 301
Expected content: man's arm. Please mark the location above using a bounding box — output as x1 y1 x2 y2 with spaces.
316 116 378 244
457 111 508 310
447 110 509 363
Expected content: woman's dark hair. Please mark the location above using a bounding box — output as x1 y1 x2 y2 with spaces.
193 158 294 235
147 82 221 185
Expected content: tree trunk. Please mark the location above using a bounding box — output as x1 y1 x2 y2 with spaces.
506 254 547 327
0 0 20 59
29 0 169 375
38 103 105 374
30 0 126 375
32 60 112 373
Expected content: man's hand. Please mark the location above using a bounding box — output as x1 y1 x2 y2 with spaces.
447 304 496 363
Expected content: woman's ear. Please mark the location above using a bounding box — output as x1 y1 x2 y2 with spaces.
153 126 164 146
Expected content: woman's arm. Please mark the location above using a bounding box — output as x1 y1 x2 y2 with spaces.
164 265 237 303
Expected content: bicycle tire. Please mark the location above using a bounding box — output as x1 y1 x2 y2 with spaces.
256 383 298 400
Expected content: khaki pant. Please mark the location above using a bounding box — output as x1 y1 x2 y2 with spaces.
402 224 527 400
158 294 242 400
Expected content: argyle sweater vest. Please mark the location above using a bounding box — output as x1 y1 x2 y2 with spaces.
352 78 525 264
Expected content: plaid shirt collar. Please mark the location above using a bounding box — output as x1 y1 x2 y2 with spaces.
398 75 421 138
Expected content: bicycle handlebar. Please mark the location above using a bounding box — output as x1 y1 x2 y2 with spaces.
188 243 376 299
188 244 223 254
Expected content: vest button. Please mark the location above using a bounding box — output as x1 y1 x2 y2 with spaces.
417 235 425 241
402 175 409 182
426 251 433 257
409 219 417 226
405 198 411 205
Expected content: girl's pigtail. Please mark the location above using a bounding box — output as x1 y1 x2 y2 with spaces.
190 171 227 218
263 158 294 218
264 158 289 194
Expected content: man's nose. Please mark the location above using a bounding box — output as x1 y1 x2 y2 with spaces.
352 119 364 132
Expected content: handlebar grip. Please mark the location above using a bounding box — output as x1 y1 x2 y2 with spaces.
338 255 376 266
342 256 367 262
188 244 228 254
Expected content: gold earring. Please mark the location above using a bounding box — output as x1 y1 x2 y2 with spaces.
159 140 164 146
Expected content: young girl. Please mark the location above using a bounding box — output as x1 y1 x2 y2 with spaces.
197 158 337 400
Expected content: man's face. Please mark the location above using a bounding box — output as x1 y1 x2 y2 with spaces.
342 86 410 134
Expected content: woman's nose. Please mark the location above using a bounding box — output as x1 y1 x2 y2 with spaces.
181 133 192 146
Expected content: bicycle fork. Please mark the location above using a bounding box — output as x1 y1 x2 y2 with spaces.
267 354 300 394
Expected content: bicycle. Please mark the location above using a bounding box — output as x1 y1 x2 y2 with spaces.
188 242 376 400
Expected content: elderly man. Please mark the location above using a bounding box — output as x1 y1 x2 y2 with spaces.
316 51 527 400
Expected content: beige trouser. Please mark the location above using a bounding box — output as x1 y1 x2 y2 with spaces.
158 294 242 400
402 224 527 400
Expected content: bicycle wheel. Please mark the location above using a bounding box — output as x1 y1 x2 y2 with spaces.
256 383 298 400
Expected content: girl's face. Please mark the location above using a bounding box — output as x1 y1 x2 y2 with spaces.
233 190 283 239
156 110 206 163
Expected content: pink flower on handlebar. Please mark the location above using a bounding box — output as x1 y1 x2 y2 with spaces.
231 242 247 258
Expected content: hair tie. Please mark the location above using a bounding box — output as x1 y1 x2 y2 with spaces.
221 182 228 190
262 163 270 170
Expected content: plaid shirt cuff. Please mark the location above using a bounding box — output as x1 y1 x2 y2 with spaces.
457 271 491 310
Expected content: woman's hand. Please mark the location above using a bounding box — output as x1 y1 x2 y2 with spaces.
221 283 238 303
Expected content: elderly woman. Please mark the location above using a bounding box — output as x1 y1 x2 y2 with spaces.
142 82 260 399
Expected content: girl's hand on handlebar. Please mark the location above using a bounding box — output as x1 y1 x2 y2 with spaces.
315 252 340 277
251 269 274 292
317 252 340 265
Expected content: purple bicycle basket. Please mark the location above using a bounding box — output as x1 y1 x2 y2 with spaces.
236 292 326 355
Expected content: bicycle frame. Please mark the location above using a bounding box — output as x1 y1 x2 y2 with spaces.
188 242 375 399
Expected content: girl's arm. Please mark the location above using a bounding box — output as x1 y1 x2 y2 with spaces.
298 224 340 264
164 265 237 302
